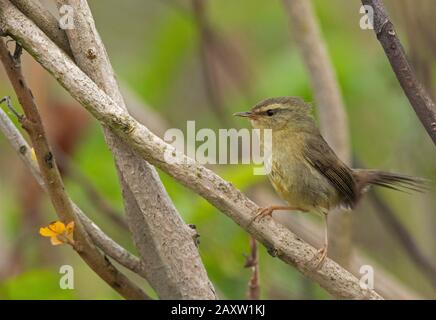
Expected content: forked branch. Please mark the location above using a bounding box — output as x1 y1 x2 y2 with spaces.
0 39 149 300
362 0 436 144
0 2 382 299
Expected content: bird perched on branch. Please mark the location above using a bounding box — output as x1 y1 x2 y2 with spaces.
234 97 427 268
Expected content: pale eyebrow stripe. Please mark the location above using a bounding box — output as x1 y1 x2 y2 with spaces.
256 104 286 113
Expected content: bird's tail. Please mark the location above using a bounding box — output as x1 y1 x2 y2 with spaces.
353 169 429 194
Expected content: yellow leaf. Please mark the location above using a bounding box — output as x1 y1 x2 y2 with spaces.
48 221 66 234
30 148 37 161
66 221 75 234
50 236 64 246
39 220 75 246
39 226 57 237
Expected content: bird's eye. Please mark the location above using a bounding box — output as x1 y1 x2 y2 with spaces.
266 109 275 116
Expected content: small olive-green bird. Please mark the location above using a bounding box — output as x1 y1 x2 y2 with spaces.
234 97 426 268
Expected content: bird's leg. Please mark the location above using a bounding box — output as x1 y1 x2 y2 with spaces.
313 213 329 269
249 205 306 225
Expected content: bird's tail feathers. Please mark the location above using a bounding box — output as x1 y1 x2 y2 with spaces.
354 169 429 194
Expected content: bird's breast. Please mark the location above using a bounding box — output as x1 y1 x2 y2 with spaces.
267 136 336 211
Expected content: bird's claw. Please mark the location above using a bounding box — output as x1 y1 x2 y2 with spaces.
309 246 327 270
248 207 274 226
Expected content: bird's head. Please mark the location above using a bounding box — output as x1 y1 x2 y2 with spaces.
234 97 312 131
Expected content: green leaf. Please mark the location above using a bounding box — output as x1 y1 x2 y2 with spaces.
0 269 76 299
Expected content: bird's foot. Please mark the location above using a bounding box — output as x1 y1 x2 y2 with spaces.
248 206 274 226
248 206 306 227
309 246 327 270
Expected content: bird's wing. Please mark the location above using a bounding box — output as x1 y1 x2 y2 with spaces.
302 133 357 206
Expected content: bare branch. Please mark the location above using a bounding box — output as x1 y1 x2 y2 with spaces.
10 0 72 56
361 0 436 144
0 104 148 282
53 0 216 299
282 0 352 266
0 98 43 183
251 186 425 299
6 0 216 298
0 3 383 299
0 39 149 300
8 0 183 137
244 236 260 300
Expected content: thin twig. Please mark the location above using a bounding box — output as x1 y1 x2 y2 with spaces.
0 3 382 299
0 105 148 278
361 0 436 144
0 38 149 300
6 0 216 299
250 185 426 299
53 0 216 299
1 4 417 297
244 236 260 300
0 95 22 120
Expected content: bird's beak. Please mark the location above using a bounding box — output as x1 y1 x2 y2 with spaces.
233 111 253 118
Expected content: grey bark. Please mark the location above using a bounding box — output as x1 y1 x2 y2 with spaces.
8 0 216 299
0 106 145 277
362 0 436 144
0 3 383 299
252 186 425 300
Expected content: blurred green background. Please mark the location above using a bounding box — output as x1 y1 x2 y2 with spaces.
0 0 435 299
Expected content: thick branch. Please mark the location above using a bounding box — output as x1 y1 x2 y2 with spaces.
8 0 176 138
10 0 73 56
0 40 149 299
0 3 382 299
6 0 216 299
252 186 425 299
0 105 147 281
282 0 352 266
5 2 415 293
54 0 216 299
361 0 436 144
